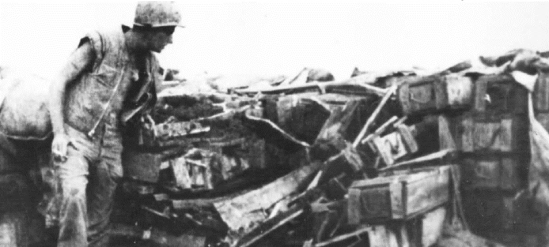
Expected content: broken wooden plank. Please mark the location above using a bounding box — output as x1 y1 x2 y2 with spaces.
438 115 457 150
213 162 321 238
235 206 305 247
235 74 387 96
321 143 365 176
314 225 371 247
265 94 332 144
244 111 310 151
396 123 418 153
379 149 457 172
172 197 226 210
169 156 192 189
353 85 398 148
361 116 399 144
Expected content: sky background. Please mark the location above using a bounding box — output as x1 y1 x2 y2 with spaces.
1 1 549 80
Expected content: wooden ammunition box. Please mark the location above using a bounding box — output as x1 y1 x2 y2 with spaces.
371 131 412 166
371 116 440 166
348 166 451 224
473 74 528 114
398 75 473 115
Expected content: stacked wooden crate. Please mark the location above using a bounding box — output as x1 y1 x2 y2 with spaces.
444 74 530 234
341 74 473 246
393 72 531 233
346 164 453 246
350 71 533 245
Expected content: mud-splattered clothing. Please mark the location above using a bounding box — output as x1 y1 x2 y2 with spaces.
54 26 161 247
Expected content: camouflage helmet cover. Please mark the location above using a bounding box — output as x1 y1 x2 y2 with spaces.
134 1 183 28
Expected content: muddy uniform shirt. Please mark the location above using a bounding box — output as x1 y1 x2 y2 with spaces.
54 27 161 247
64 29 161 138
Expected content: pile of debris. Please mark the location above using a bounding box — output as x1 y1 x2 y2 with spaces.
108 50 549 247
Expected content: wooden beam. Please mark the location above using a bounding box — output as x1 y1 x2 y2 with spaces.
214 162 321 236
235 74 387 97
361 116 399 144
353 85 398 148
378 149 456 172
235 207 305 247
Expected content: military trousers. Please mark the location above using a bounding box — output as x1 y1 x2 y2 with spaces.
54 117 123 247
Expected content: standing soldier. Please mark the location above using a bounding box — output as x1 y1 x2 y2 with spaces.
48 2 182 246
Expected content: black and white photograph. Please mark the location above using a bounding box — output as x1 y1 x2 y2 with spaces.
1 1 549 246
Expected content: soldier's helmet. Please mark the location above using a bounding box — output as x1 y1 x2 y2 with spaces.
133 1 184 28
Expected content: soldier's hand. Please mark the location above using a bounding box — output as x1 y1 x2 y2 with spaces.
52 133 72 163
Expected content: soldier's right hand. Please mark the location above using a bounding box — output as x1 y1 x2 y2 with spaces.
52 133 72 163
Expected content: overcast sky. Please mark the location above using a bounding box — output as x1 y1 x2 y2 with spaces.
1 1 549 80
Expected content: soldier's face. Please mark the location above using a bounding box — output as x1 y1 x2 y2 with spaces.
147 27 175 53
